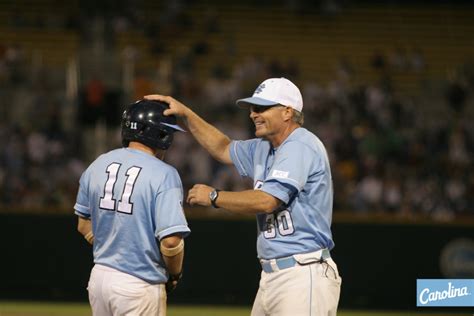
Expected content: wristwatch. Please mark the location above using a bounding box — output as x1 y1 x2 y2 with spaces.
209 189 220 208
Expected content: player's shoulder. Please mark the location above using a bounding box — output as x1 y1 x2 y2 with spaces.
89 147 180 178
282 128 321 152
131 151 180 180
94 147 123 160
233 137 263 147
154 159 179 177
151 160 182 190
231 137 268 157
78 148 121 180
247 137 270 151
124 148 179 175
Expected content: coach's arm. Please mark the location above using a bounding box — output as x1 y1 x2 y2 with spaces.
145 94 233 165
187 185 282 215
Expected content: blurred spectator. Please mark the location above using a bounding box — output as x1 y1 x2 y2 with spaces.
79 75 106 126
408 47 426 72
133 71 154 101
448 124 471 166
370 50 387 71
446 76 468 113
383 178 402 213
86 76 106 107
389 47 408 71
353 172 383 213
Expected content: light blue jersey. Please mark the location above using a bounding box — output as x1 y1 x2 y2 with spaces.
230 128 334 260
74 148 190 284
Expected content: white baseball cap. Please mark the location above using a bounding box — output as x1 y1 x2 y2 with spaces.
236 77 303 112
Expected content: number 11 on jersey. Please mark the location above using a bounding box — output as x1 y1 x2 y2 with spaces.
99 163 142 214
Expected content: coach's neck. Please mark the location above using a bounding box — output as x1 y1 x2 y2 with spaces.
269 123 299 148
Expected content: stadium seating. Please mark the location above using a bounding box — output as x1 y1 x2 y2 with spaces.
0 0 79 67
129 3 474 95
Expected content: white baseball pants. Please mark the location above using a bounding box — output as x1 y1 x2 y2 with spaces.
87 264 166 316
251 253 341 316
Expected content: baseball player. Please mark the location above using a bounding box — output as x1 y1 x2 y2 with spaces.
74 100 190 316
145 77 341 316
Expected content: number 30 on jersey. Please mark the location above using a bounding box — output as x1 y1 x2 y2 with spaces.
263 210 295 239
254 180 295 239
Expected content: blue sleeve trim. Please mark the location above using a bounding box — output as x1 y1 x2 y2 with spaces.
74 203 90 217
156 225 191 240
75 210 90 218
260 180 298 205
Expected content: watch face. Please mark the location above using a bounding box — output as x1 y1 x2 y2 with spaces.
210 190 217 201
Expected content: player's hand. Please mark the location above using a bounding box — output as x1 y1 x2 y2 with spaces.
186 184 213 206
165 272 182 294
144 94 190 118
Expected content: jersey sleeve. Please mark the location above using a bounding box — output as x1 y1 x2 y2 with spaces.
154 168 190 240
229 139 258 177
74 168 91 218
260 141 315 205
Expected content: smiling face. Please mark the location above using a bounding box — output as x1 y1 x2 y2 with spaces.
249 104 295 146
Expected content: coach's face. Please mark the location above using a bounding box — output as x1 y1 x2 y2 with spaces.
249 104 290 140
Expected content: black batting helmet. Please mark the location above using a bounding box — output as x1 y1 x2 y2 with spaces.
121 100 185 150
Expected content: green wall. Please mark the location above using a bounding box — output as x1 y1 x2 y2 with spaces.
1 214 473 310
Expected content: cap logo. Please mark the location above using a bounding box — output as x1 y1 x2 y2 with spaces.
254 83 265 94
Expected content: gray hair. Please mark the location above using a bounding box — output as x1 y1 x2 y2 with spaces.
292 110 304 126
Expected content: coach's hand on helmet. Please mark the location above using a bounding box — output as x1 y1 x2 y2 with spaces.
144 94 190 118
187 184 213 207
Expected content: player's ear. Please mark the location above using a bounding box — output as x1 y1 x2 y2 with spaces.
282 106 293 122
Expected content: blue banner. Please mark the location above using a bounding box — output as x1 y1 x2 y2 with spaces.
417 279 474 307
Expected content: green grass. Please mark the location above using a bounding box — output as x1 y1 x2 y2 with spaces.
0 302 91 316
0 302 470 316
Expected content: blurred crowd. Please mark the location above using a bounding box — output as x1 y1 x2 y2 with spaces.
0 1 473 221
161 53 474 222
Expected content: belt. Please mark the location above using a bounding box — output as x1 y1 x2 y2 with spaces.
260 249 330 273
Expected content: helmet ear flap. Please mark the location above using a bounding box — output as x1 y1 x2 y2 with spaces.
154 128 173 150
157 129 169 140
136 123 148 137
